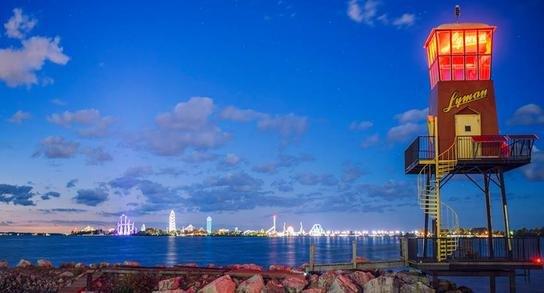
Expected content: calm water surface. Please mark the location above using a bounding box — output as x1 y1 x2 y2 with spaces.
0 235 542 292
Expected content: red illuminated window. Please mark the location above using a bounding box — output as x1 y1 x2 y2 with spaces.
430 61 439 87
479 55 491 79
465 55 478 80
452 56 464 80
427 35 437 67
451 31 464 54
439 56 451 80
479 30 492 54
465 30 477 54
437 31 451 55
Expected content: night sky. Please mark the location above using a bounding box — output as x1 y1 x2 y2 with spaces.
0 1 543 233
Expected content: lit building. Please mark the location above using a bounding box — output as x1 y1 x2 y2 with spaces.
206 216 212 234
168 210 176 233
140 223 146 232
116 214 135 236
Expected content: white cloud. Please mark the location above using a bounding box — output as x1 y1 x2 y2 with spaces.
33 136 79 159
347 0 379 24
350 120 373 131
0 9 69 87
392 13 415 28
395 108 428 123
0 36 69 87
7 110 31 124
346 1 415 28
50 98 66 106
156 97 215 131
4 8 37 39
221 106 308 142
387 122 424 142
508 103 544 126
47 109 114 138
361 134 380 148
257 114 308 139
220 106 265 122
223 153 241 166
82 147 113 165
134 97 229 156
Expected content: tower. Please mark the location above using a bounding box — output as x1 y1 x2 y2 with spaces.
168 210 176 233
405 17 537 262
206 216 212 234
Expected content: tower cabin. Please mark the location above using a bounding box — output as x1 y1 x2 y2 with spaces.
405 23 537 174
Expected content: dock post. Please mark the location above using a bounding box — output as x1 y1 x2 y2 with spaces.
489 274 496 293
401 237 409 264
352 240 357 269
484 172 494 258
309 244 316 272
509 270 516 293
86 271 92 290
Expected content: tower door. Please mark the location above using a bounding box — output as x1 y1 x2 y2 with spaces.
455 114 481 159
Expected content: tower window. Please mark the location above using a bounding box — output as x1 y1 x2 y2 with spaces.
465 125 472 132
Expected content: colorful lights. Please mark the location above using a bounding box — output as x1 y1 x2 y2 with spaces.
426 25 494 87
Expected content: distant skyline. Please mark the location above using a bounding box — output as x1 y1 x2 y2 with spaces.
0 1 543 233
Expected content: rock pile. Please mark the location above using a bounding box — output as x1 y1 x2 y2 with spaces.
0 259 81 292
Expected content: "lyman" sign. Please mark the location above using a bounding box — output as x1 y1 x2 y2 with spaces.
443 88 488 113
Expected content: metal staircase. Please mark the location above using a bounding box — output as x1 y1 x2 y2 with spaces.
417 141 460 261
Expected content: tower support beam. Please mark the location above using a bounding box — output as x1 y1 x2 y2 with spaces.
484 172 494 258
498 170 512 257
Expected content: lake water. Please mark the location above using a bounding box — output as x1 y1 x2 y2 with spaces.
1 235 543 292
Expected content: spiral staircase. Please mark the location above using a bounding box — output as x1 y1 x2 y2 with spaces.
417 143 460 261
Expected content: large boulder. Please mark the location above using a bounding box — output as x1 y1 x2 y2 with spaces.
349 271 374 288
302 289 325 293
282 276 307 293
269 264 291 271
37 259 53 268
264 279 284 293
328 275 358 293
230 264 263 271
16 259 32 268
400 282 434 293
317 271 337 289
159 277 183 290
363 276 400 293
199 275 236 293
307 274 320 288
236 274 264 293
396 271 431 287
59 271 75 278
0 260 8 269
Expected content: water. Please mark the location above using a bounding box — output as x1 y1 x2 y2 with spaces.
0 235 543 292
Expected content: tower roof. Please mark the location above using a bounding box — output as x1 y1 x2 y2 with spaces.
424 22 496 47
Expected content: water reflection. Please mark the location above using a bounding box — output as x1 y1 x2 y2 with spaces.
166 236 177 265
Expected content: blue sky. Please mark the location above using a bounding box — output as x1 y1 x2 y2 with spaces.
0 1 543 233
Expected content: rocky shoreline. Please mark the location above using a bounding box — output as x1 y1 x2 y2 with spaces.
0 259 473 292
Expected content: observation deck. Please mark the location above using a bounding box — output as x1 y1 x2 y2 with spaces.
405 135 537 174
